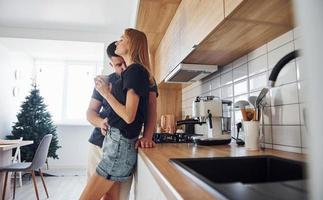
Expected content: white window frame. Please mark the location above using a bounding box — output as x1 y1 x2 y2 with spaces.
34 59 103 125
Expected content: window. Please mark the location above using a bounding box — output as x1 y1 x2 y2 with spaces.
35 60 102 124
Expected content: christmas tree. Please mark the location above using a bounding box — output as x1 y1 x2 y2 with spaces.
7 84 60 162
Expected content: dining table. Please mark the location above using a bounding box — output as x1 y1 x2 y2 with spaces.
0 139 33 200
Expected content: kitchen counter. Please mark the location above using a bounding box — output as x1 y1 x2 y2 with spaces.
138 143 306 200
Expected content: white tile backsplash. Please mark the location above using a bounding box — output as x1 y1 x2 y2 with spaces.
248 44 267 61
273 61 297 86
270 83 299 106
248 54 268 76
232 55 247 69
272 126 301 146
234 79 248 96
271 104 300 125
268 42 294 69
273 145 302 153
181 27 305 153
211 76 221 89
268 30 294 51
211 88 221 98
221 63 233 74
233 64 248 82
249 72 267 92
263 126 273 144
221 84 233 98
221 71 233 86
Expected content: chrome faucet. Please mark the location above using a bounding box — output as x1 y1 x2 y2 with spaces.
268 50 300 87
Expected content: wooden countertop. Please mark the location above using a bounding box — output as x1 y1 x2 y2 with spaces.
138 143 306 200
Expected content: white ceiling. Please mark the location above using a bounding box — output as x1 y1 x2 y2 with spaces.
0 0 139 42
0 0 140 61
0 37 104 61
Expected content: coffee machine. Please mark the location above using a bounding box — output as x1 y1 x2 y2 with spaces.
192 96 232 145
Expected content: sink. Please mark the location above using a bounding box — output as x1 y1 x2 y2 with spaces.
170 155 306 184
170 156 307 199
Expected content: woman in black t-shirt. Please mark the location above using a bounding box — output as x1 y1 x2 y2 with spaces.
80 28 154 200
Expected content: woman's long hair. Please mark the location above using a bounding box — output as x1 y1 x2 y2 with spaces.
124 28 154 85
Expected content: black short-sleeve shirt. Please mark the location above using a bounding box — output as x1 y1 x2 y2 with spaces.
88 65 158 147
107 63 150 139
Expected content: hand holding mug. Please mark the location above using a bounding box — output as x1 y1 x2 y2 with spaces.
94 75 112 97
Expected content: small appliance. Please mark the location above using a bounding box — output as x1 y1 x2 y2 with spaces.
191 96 232 145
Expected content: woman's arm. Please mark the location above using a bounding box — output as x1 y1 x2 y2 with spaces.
95 75 139 124
136 91 157 148
104 89 139 124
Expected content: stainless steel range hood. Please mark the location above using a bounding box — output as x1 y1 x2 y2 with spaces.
165 63 218 83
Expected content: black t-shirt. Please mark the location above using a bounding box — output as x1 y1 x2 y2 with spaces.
107 63 150 139
88 66 158 147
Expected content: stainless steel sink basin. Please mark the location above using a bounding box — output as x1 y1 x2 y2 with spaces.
170 155 306 184
170 156 307 200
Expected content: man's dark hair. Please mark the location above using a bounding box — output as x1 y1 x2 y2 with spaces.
106 41 119 58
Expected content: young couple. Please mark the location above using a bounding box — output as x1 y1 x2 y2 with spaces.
81 28 158 200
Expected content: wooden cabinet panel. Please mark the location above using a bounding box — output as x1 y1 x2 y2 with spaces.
180 0 224 61
184 0 294 66
155 0 225 83
224 0 243 17
154 9 181 83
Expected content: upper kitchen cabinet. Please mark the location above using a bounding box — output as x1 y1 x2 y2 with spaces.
154 0 224 84
184 0 294 65
135 0 181 76
179 0 224 62
149 0 294 83
224 0 244 17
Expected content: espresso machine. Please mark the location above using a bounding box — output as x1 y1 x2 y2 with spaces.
192 96 232 145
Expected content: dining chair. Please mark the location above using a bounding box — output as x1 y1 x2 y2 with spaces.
11 137 23 187
0 134 53 200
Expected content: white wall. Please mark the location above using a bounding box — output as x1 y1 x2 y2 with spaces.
182 28 305 153
0 43 34 139
0 41 95 169
47 125 93 169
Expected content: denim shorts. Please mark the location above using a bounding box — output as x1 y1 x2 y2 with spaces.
96 127 137 182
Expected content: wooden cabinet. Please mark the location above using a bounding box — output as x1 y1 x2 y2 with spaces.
224 0 244 17
184 0 294 65
155 0 224 84
139 0 294 123
154 3 181 84
179 0 224 61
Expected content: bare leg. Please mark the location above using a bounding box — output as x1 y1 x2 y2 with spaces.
101 183 120 200
109 183 120 200
80 172 115 200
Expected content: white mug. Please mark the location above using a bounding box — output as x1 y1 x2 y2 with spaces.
243 121 260 150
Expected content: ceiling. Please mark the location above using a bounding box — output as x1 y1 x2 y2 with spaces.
0 0 141 61
0 37 104 61
0 0 140 42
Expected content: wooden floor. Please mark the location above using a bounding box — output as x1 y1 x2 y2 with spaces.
11 169 87 200
9 169 135 200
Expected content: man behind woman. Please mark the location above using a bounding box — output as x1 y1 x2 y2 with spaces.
81 28 157 199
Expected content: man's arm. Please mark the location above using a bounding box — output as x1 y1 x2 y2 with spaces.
136 91 157 148
86 98 108 135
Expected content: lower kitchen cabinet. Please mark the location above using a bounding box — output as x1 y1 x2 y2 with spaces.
134 155 167 200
